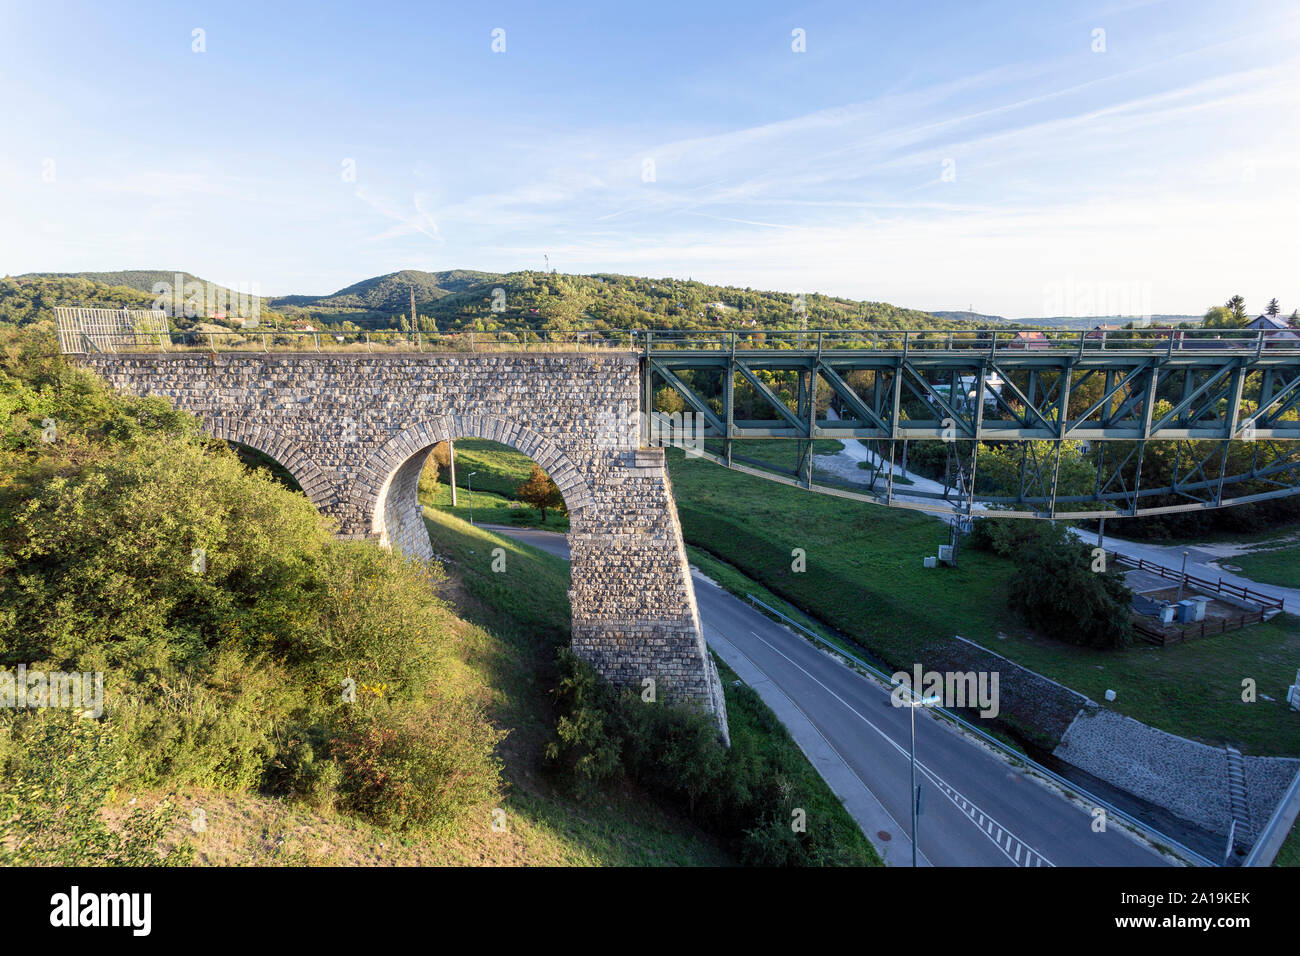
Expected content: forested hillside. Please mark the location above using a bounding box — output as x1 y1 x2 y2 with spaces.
269 269 948 333
5 268 952 337
0 276 156 328
14 271 279 327
272 269 501 312
17 270 212 294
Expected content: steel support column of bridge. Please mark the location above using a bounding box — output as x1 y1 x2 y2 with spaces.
642 330 1300 519
79 351 729 740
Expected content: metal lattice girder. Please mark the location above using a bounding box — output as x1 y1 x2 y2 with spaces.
643 331 1300 519
646 349 1300 442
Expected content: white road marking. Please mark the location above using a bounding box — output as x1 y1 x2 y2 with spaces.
741 626 1055 867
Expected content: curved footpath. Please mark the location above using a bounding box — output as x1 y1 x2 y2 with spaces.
1065 527 1300 615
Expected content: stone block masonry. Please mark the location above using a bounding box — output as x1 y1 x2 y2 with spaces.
82 351 728 738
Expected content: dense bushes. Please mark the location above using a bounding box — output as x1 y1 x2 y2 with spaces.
970 519 1133 649
0 327 503 858
0 709 193 866
545 650 872 866
331 702 503 833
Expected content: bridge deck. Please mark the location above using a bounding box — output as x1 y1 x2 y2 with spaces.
56 313 1300 519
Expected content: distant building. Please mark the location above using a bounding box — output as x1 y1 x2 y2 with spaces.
1084 323 1121 340
1008 330 1050 349
1247 315 1300 341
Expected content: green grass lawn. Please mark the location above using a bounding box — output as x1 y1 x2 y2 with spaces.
424 438 570 531
666 447 1300 756
1275 821 1300 866
703 438 844 475
1231 542 1300 591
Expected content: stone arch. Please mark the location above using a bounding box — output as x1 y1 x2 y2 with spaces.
352 414 595 560
206 416 335 506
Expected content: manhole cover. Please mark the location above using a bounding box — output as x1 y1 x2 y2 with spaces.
877 830 892 841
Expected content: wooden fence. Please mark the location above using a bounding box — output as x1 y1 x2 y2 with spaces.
1133 609 1269 646
1111 551 1285 612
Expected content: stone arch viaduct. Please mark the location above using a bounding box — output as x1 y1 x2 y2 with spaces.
82 352 728 733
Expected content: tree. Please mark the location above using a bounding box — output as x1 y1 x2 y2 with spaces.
1266 298 1281 317
1290 310 1300 329
972 520 1133 649
516 463 565 522
1202 306 1234 329
1226 295 1247 324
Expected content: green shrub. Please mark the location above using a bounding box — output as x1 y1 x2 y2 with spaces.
0 328 506 835
545 649 624 792
545 651 868 865
331 698 504 833
0 710 193 866
264 729 341 807
968 517 1040 557
1005 523 1132 648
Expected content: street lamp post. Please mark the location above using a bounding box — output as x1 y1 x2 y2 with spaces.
1176 550 1190 602
904 689 942 867
468 471 478 525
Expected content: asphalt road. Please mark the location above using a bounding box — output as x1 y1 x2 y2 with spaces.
487 523 1169 867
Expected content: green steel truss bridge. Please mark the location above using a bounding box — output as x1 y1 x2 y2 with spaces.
55 310 1300 521
641 327 1300 521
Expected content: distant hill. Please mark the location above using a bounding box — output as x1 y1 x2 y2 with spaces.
3 272 284 331
6 268 949 335
18 270 273 317
271 269 503 312
931 310 1203 329
270 269 951 333
18 270 211 294
0 275 156 328
929 310 1009 324
5 268 1219 337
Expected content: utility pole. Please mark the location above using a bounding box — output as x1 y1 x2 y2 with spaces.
410 286 417 332
906 690 940 866
448 441 458 507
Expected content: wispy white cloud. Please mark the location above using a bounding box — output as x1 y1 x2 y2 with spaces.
354 186 443 243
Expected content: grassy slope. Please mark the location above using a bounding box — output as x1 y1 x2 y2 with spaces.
416 507 734 864
666 448 1300 756
1275 822 1300 867
420 489 879 866
127 507 730 866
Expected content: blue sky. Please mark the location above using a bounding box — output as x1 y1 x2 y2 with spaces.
1 0 1297 317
